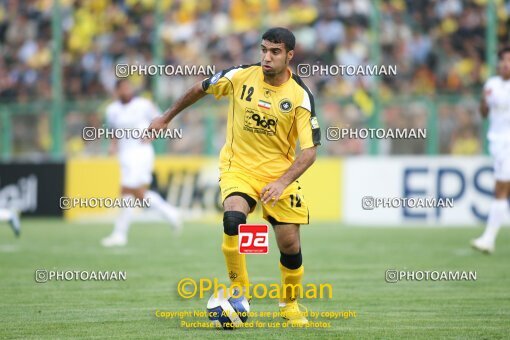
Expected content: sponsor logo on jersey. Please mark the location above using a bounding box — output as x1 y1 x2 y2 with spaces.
243 108 278 136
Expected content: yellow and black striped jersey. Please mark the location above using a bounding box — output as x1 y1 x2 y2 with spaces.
202 63 321 182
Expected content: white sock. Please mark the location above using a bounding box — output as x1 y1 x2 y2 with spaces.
144 190 181 226
0 209 12 221
481 199 507 242
111 195 134 239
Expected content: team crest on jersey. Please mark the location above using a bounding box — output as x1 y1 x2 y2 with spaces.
279 99 292 113
263 88 275 98
210 72 222 84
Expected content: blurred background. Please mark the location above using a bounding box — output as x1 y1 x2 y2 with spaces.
2 3 509 337
0 0 509 225
1 0 508 159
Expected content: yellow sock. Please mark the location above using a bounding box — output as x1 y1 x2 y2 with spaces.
279 263 304 305
221 234 249 287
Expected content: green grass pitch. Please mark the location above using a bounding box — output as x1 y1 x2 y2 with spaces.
0 219 509 339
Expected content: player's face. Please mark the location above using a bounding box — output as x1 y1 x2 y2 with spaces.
260 40 294 76
499 52 510 79
116 81 134 102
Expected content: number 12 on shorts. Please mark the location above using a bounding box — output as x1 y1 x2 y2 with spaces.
290 194 302 208
238 224 269 254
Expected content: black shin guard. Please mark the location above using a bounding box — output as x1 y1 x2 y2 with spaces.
280 249 303 270
223 211 247 236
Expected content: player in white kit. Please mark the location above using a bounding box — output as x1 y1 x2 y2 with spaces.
472 47 510 254
101 79 182 247
0 209 20 237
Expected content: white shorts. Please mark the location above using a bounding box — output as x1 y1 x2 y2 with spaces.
119 150 154 188
489 140 510 181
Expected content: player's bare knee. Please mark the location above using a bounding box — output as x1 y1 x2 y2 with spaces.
494 181 509 199
129 189 144 200
282 243 301 255
223 196 250 215
223 211 246 236
278 238 300 254
121 188 135 199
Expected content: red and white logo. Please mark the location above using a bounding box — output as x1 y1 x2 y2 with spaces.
239 224 269 254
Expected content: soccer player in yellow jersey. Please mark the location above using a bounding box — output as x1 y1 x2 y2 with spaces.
148 27 320 325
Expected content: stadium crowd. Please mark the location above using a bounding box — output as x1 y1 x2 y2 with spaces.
1 0 508 156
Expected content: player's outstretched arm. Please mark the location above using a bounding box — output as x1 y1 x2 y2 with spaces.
261 146 317 206
147 82 207 133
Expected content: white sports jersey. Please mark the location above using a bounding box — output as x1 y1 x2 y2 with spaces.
484 76 510 142
105 97 161 156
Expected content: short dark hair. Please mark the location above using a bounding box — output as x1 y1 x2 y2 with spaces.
498 46 510 59
262 27 295 52
115 78 129 89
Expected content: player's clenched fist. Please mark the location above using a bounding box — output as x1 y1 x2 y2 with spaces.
146 116 169 141
261 180 287 206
